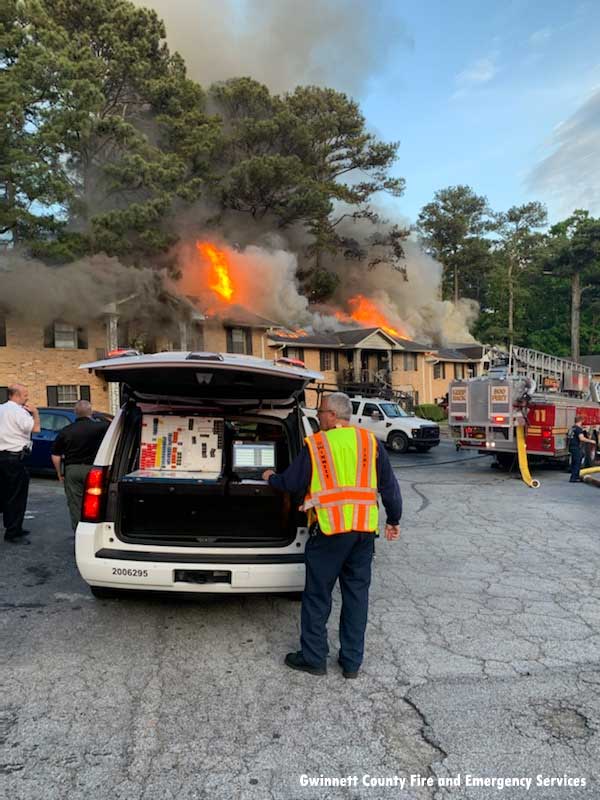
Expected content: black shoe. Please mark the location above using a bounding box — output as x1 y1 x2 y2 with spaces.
284 651 326 675
11 528 30 538
338 658 359 679
4 535 30 545
569 479 581 483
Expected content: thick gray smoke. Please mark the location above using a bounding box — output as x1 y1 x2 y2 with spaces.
174 235 478 345
0 253 188 328
135 0 411 95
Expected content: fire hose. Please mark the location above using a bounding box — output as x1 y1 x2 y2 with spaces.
516 424 540 489
579 465 600 485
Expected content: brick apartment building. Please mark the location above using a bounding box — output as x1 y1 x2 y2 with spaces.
0 305 485 415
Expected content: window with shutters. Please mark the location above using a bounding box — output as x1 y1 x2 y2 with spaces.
226 327 252 355
45 321 88 349
454 363 464 379
467 363 477 378
285 347 304 361
408 353 418 371
320 350 332 371
433 362 446 380
47 385 89 406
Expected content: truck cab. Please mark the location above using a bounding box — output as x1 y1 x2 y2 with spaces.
349 397 440 454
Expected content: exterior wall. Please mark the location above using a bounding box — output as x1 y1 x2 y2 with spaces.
0 315 110 412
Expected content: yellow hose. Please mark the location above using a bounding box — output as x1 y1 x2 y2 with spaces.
580 466 600 477
516 425 540 488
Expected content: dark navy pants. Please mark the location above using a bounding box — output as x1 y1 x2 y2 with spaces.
301 531 375 672
570 446 582 481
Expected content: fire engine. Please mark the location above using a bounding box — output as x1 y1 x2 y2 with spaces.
448 346 600 481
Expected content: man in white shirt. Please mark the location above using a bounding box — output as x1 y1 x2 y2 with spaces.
0 384 40 543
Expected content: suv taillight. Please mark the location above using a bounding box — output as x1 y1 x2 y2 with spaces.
81 466 108 523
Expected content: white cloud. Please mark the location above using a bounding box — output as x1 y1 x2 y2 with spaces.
529 27 552 46
456 56 498 86
528 87 600 217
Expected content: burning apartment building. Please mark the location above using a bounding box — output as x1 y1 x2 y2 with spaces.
0 240 484 414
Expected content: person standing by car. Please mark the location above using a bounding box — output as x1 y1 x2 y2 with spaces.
0 384 40 544
262 392 401 679
568 414 596 483
51 401 110 531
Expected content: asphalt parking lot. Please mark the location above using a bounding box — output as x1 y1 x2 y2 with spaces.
1 441 599 799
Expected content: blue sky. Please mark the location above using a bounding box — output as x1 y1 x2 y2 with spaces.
146 0 600 226
361 0 600 224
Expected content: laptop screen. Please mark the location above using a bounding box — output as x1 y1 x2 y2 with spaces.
232 441 276 470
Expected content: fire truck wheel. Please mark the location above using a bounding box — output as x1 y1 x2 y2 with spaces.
388 432 409 454
495 453 515 471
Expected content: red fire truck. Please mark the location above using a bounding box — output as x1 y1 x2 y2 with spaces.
449 346 600 469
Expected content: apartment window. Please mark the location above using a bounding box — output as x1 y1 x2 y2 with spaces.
46 385 91 407
467 364 477 378
403 352 417 371
454 363 465 379
433 362 446 380
226 327 252 355
44 322 88 349
320 350 332 370
285 347 305 362
0 317 6 347
0 386 7 403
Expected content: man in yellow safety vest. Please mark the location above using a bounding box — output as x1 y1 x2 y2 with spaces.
263 392 401 678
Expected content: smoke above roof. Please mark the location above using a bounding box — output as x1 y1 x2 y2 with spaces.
135 0 412 96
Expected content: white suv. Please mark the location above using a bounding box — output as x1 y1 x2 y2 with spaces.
75 351 322 598
349 397 440 454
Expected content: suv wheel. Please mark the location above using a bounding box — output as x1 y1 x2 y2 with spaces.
388 432 409 454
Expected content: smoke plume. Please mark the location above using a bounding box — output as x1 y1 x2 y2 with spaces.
135 0 411 96
0 253 188 328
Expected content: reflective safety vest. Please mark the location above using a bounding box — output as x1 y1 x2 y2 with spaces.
302 426 378 535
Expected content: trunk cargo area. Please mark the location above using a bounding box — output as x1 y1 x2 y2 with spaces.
114 410 297 548
117 479 293 547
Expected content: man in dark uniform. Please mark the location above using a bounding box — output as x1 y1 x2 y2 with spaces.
263 392 401 679
568 414 595 482
0 384 40 543
51 400 110 531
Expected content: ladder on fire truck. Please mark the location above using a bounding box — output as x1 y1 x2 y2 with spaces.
489 345 592 399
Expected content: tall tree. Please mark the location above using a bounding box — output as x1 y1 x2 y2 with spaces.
542 210 600 360
210 79 405 299
416 185 494 304
493 202 547 344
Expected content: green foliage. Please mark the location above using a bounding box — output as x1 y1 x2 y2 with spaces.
416 185 495 303
414 403 447 422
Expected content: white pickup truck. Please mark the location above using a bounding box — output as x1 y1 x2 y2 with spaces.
305 396 441 454
349 396 440 453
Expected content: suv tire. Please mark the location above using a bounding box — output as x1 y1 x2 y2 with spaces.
388 432 409 454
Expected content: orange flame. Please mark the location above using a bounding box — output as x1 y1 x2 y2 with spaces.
336 294 408 339
196 241 234 302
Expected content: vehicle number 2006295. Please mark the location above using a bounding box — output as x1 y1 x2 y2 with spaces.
112 567 149 577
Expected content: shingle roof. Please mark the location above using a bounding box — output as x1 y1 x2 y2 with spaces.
580 355 600 373
435 347 481 362
268 326 431 351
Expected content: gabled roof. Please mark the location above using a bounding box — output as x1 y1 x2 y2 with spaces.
268 326 431 351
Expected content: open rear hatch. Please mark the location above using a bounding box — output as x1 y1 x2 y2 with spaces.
83 352 320 548
80 351 322 405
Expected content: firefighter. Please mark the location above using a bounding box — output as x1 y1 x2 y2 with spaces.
568 415 595 482
262 392 401 678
